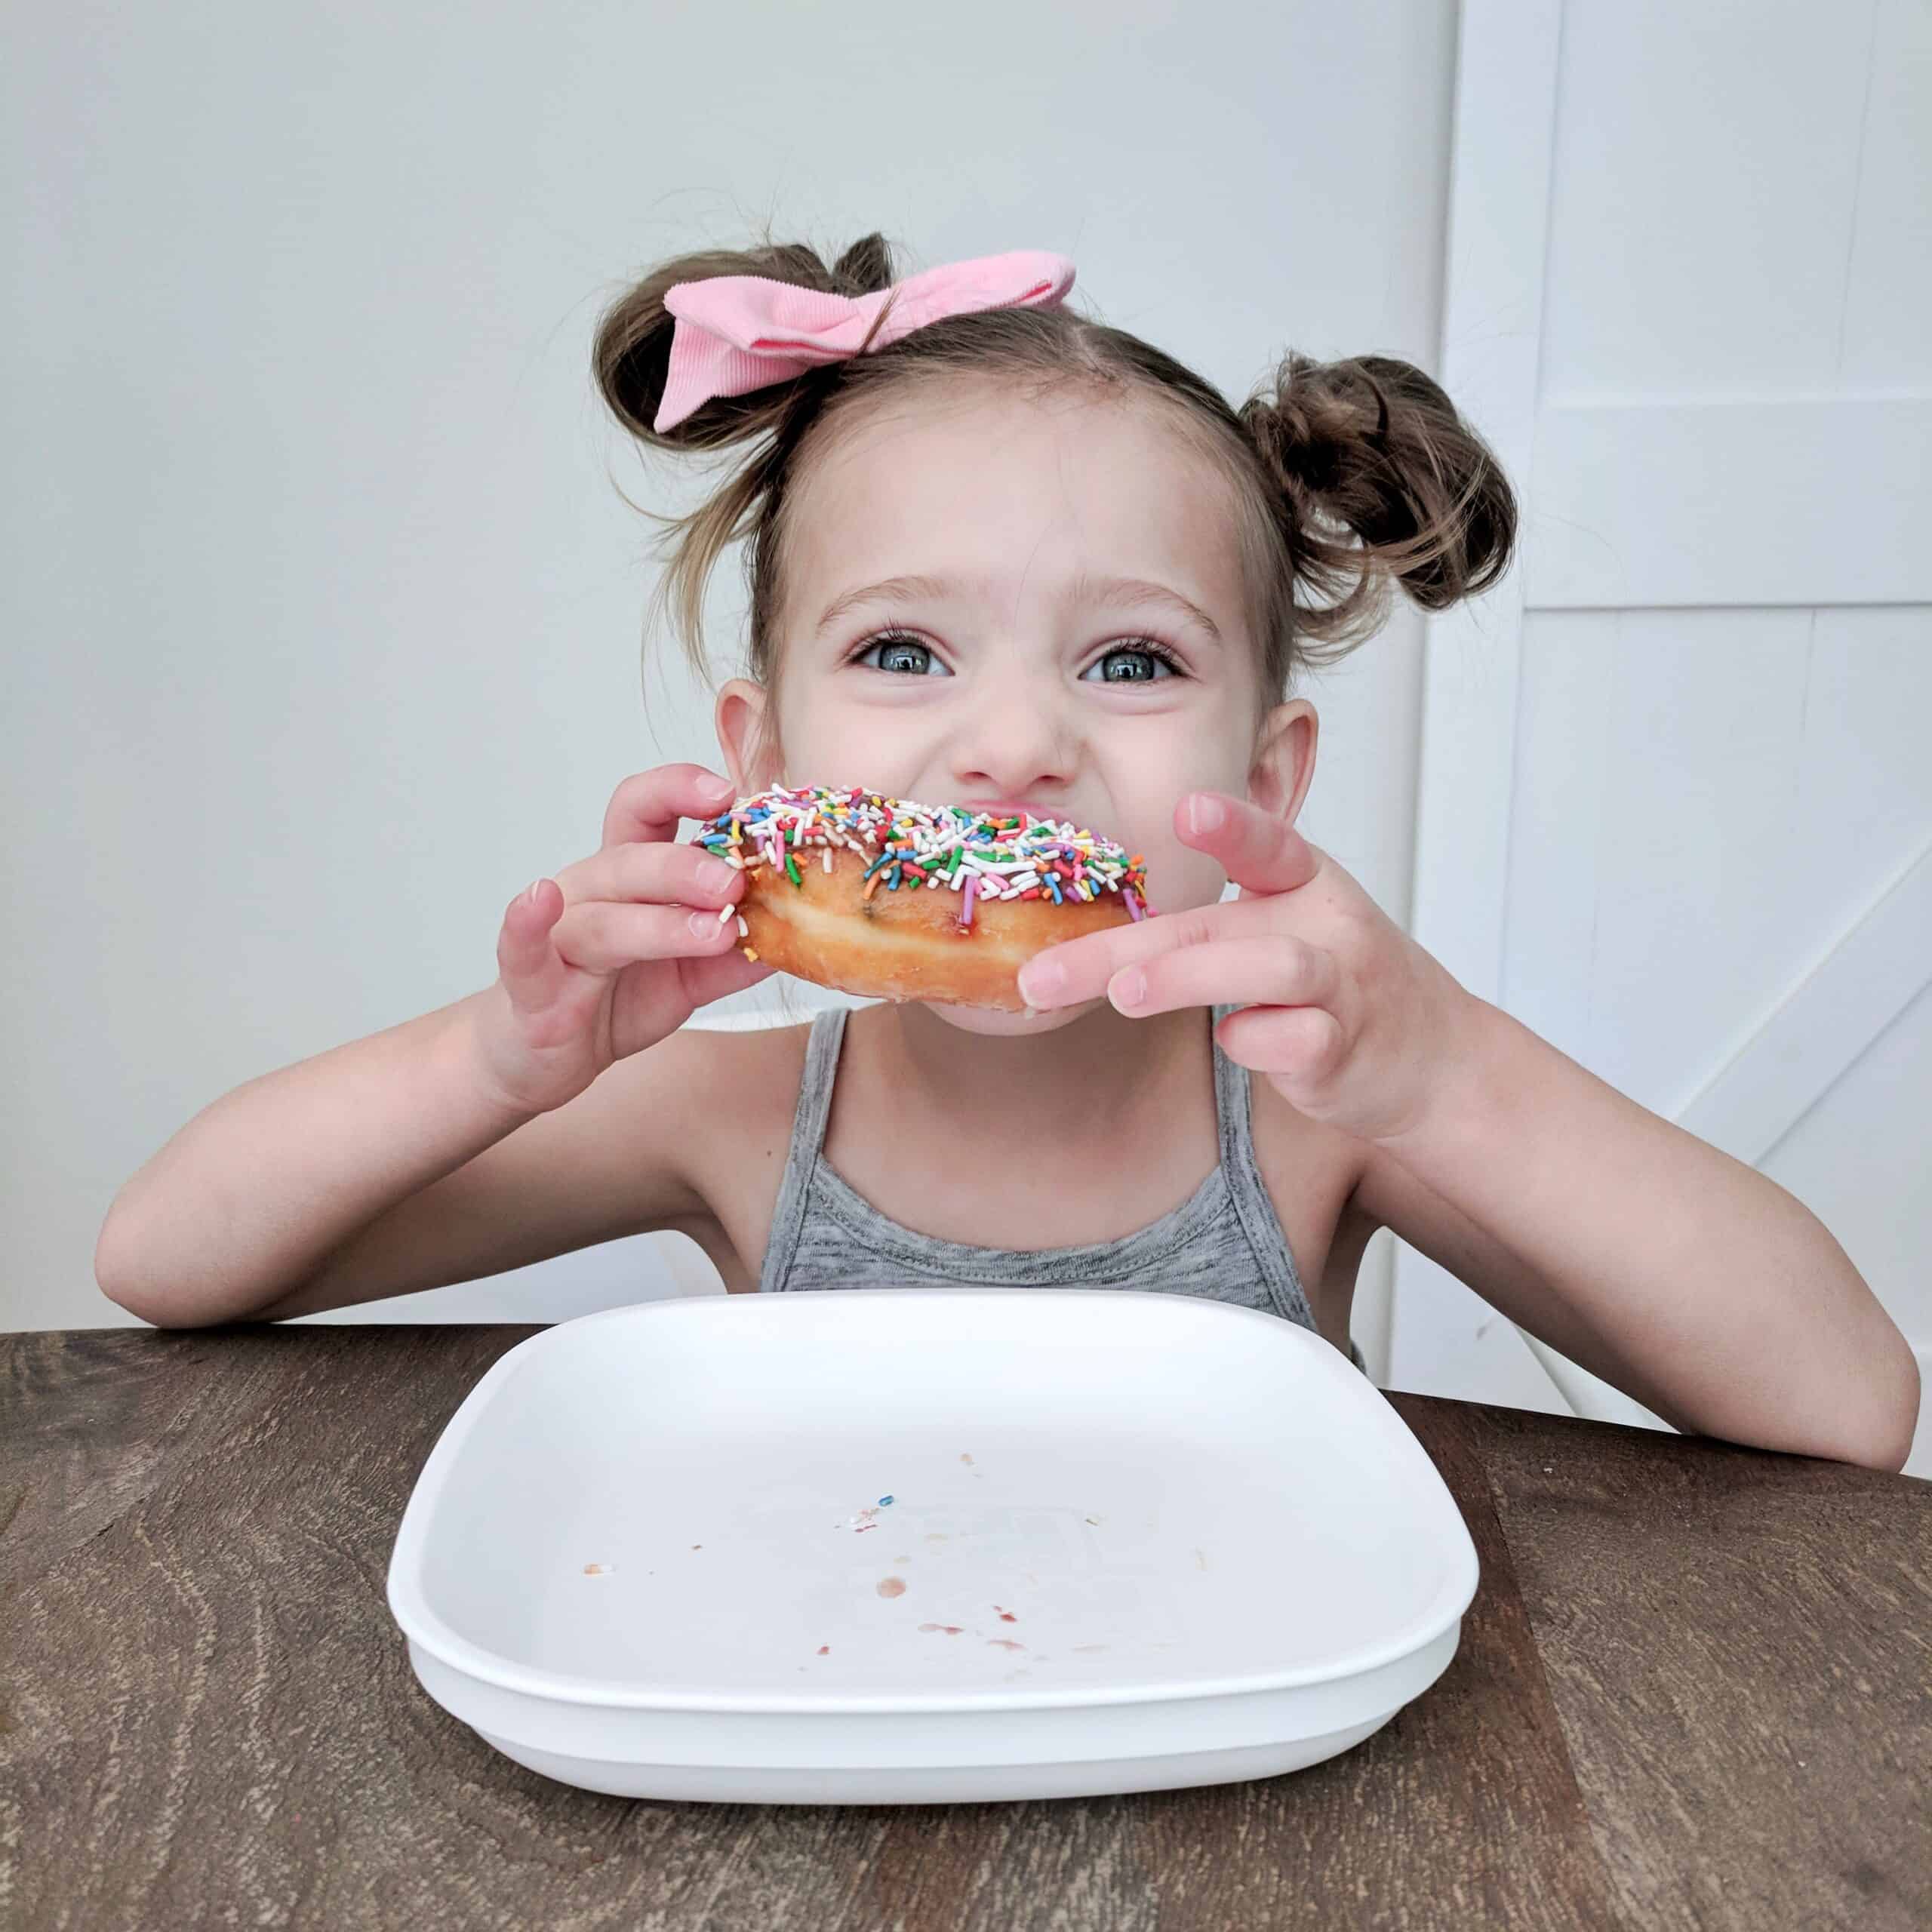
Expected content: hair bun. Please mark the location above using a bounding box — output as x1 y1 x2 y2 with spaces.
1240 352 1515 648
1261 390 1355 494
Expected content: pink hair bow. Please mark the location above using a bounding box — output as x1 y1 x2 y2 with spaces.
653 248 1077 432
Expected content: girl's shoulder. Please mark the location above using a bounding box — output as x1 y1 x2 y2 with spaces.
652 1017 817 1285
662 1014 814 1144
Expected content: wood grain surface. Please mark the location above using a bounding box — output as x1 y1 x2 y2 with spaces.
2 1327 1925 1930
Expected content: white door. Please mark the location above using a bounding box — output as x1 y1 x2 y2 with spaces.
1392 0 1932 1457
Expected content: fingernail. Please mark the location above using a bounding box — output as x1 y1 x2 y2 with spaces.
699 774 736 802
524 878 546 905
1186 794 1225 835
689 911 721 937
698 857 734 891
1110 968 1146 1011
1019 958 1063 1004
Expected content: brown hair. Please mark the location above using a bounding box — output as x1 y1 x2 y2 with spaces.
592 230 1516 712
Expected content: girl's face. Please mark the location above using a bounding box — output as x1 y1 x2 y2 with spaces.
717 380 1315 1035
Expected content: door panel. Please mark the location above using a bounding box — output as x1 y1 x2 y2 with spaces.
1392 1 1932 1461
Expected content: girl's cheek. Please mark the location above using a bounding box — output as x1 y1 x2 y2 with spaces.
780 687 943 789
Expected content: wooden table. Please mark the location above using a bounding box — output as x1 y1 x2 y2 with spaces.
5 1327 1927 1930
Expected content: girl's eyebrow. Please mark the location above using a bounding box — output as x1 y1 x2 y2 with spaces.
1075 571 1223 642
814 570 1223 641
815 574 949 635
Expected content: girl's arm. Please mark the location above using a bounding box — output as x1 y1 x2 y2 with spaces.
1355 998 1921 1472
94 991 719 1327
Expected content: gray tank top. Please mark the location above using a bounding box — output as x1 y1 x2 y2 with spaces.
758 1004 1368 1376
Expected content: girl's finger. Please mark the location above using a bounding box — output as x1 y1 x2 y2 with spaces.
565 838 746 911
1215 1002 1347 1080
1177 791 1322 897
1106 934 1339 1020
497 878 573 1011
1018 895 1280 1010
552 898 745 975
599 764 737 852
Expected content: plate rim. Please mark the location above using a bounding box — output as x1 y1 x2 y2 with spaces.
385 1289 1481 1716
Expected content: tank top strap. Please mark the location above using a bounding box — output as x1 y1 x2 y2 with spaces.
1210 1003 1318 1332
757 1006 849 1295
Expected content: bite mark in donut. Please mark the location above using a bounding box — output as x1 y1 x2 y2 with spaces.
693 786 1153 1011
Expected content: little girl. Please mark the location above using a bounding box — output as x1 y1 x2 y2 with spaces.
96 235 1918 1471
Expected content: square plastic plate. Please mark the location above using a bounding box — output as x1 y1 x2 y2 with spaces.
386 1287 1478 1804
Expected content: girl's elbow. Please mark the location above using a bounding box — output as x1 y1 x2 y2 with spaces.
97 1274 205 1330
1862 1344 1921 1475
95 1256 245 1331
1684 1340 1920 1473
95 1239 169 1327
1833 1421 1914 1476
1807 1340 1920 1473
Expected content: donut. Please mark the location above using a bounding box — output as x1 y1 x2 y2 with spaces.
692 785 1153 1011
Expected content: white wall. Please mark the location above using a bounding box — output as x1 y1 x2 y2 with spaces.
5 2 1457 1337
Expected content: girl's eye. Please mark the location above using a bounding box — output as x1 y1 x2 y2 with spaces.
854 632 951 677
1082 643 1180 685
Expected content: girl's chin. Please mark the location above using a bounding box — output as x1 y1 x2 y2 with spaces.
915 997 1103 1037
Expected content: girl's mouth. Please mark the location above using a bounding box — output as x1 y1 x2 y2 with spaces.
958 797 1072 822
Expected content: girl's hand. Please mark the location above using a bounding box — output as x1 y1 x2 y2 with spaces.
1016 790 1478 1144
468 764 771 1115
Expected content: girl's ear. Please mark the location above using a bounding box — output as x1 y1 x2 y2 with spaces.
1250 698 1318 824
715 678 777 792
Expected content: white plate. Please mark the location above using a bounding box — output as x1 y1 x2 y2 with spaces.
386 1288 1478 1805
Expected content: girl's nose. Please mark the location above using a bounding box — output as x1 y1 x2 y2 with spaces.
948 676 1078 801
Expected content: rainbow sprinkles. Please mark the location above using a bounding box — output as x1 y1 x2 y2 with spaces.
696 786 1152 941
